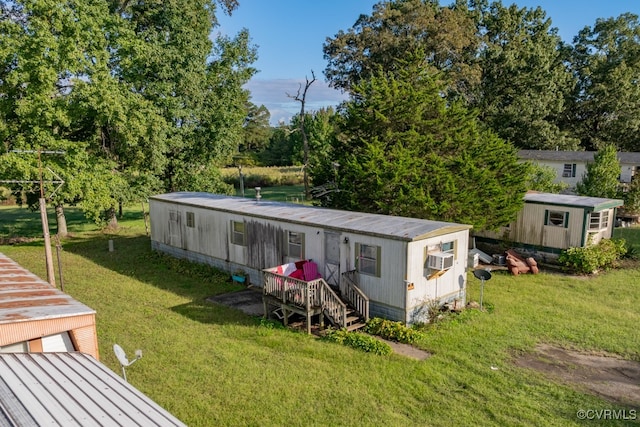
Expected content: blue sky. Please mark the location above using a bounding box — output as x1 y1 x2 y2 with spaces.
216 1 640 125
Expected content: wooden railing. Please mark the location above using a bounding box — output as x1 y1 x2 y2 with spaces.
340 270 370 322
263 270 348 328
319 281 348 328
263 271 321 310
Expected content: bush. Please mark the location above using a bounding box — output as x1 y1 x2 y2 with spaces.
558 238 627 274
321 328 392 355
364 318 423 345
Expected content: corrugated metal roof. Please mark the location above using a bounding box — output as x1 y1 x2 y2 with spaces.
150 192 472 241
518 149 640 164
525 192 623 210
0 352 186 426
0 253 95 325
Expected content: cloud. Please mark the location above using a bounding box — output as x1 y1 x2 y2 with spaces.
245 78 348 125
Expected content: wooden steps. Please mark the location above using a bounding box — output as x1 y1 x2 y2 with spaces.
343 308 366 332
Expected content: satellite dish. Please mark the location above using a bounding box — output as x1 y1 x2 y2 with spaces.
113 344 142 382
472 269 492 311
113 344 129 366
473 269 492 281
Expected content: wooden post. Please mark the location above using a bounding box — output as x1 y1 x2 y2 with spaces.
55 235 64 292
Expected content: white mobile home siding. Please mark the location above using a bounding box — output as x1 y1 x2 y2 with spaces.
475 193 622 255
150 193 472 324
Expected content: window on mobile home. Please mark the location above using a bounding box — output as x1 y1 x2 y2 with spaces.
544 210 569 227
356 243 381 277
589 211 609 230
562 163 576 178
287 231 305 258
186 212 195 228
231 220 246 246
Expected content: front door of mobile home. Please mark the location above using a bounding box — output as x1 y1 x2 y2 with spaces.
324 232 341 287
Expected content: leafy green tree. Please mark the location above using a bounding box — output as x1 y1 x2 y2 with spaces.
575 145 621 198
525 163 568 193
473 1 578 150
567 13 640 151
0 0 129 229
323 0 481 100
241 102 272 152
314 58 528 231
111 0 256 191
623 176 640 215
0 0 252 227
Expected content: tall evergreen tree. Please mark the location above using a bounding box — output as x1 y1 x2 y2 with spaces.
575 145 621 198
315 57 528 231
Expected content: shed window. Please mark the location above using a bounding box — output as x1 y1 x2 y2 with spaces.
562 163 576 178
356 243 381 277
231 221 246 246
589 211 609 231
186 211 195 228
545 210 569 228
287 231 305 258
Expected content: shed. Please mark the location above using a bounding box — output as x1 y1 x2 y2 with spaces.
0 253 98 359
474 192 623 258
0 352 186 426
149 192 472 324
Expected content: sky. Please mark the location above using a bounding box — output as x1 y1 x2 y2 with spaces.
216 1 640 125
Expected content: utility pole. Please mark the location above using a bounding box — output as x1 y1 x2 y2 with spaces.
2 150 65 287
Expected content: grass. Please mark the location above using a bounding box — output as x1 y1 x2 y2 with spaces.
1 205 639 426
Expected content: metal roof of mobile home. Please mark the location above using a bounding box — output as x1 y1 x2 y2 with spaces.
150 192 472 241
524 192 623 211
0 352 186 426
0 253 95 325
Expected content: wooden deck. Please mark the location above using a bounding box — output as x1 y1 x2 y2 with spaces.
262 270 369 334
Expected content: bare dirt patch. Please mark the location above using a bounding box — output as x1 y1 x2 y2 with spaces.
515 344 640 407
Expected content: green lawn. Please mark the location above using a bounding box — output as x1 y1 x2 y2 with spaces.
1 205 638 426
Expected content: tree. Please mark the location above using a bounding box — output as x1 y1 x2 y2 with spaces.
323 0 481 101
287 71 316 198
314 58 529 231
0 0 130 229
473 1 578 150
241 102 271 153
111 0 256 192
575 145 621 198
567 13 640 151
0 0 253 227
623 176 640 215
525 163 568 193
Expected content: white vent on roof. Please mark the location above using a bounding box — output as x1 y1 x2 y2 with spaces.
428 252 454 271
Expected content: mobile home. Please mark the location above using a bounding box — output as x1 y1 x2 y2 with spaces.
149 192 472 325
474 192 623 259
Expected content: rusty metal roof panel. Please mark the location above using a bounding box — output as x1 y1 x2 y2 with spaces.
0 352 186 426
0 253 95 324
150 192 472 241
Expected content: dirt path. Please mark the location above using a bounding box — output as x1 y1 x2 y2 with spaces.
515 344 640 407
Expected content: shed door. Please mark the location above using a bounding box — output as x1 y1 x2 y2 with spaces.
324 232 341 286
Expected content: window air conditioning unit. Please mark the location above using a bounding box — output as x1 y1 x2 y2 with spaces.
428 252 454 271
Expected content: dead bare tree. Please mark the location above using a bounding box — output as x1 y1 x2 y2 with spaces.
287 71 316 199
